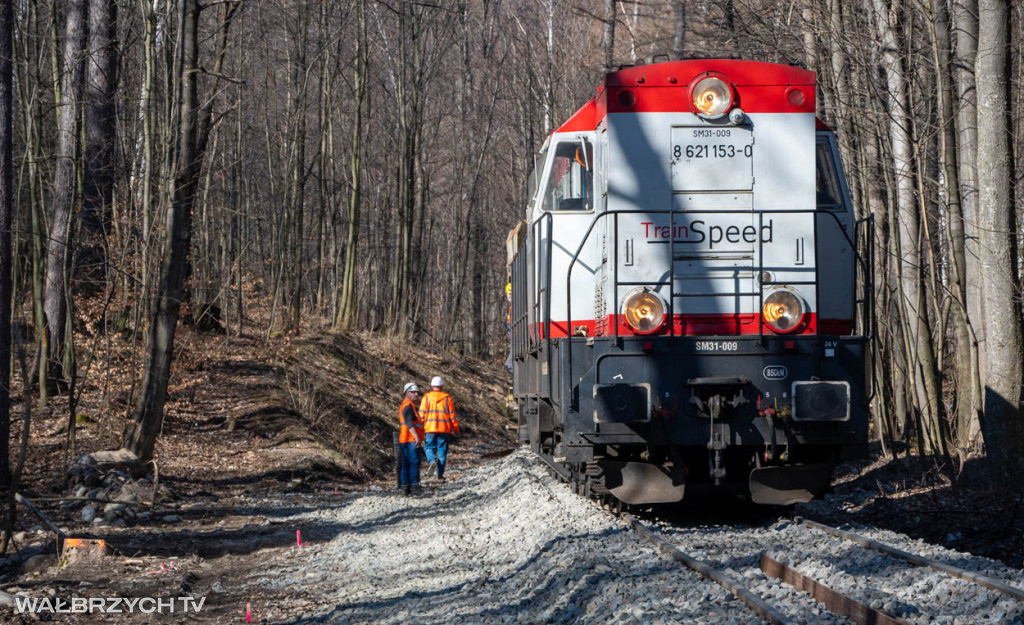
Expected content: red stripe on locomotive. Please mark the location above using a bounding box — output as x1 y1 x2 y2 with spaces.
535 315 855 339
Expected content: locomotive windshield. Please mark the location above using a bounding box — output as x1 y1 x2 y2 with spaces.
815 138 844 211
542 138 593 212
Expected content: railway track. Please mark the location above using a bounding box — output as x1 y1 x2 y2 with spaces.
792 516 1024 603
618 510 1024 624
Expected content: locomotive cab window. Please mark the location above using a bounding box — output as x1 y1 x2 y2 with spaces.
542 138 594 212
815 138 844 211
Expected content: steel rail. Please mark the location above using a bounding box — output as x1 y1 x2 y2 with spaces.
623 513 796 625
794 516 1024 602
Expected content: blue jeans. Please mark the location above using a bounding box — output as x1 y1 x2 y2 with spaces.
424 433 450 478
400 441 420 486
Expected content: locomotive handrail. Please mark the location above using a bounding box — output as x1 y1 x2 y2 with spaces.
855 213 876 402
509 211 555 417
854 214 875 341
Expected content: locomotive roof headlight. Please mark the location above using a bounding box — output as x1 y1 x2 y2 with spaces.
691 76 733 118
762 290 805 333
623 289 667 334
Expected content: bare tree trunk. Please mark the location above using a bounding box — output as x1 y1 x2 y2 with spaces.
954 0 983 366
543 0 553 135
389 2 423 334
926 0 983 459
287 12 308 332
951 0 985 458
825 0 850 133
802 4 816 73
623 0 638 64
0 0 12 487
124 0 238 463
337 0 366 330
871 0 942 453
976 0 1024 481
15 1 48 407
865 127 894 453
602 0 616 74
671 1 685 59
82 0 116 244
43 0 89 392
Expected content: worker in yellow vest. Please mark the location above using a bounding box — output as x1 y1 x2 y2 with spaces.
420 376 460 482
397 382 425 495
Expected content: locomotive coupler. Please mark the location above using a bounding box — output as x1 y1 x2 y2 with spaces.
689 388 749 419
705 395 727 484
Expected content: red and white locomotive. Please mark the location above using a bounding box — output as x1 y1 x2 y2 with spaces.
508 59 872 506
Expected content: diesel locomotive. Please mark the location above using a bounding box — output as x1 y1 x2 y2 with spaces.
508 59 872 506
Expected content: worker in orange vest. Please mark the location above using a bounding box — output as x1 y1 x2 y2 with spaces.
398 382 425 495
420 376 460 482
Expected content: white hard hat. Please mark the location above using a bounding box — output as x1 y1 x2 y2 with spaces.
403 382 420 394
431 376 444 387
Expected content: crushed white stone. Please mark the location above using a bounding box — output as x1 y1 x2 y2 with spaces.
242 449 1024 625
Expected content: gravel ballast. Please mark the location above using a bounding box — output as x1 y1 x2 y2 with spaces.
241 450 1024 624
652 516 1024 625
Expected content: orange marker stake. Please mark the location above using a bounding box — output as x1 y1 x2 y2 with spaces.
334 486 338 495
246 602 252 623
296 530 302 547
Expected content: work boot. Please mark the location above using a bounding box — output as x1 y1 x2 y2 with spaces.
412 484 423 496
403 485 412 496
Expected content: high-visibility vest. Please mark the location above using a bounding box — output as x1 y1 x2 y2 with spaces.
398 398 424 443
420 391 459 434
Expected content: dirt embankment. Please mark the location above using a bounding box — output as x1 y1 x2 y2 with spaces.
17 326 516 496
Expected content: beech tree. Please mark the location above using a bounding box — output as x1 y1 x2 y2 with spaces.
43 0 88 391
975 0 1024 480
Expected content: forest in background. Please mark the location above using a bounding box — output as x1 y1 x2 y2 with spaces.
0 0 1022 514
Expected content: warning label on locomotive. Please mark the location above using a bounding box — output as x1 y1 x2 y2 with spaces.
671 126 753 192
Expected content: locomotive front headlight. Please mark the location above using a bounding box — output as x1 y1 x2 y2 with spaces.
762 290 805 333
691 76 733 118
623 290 666 334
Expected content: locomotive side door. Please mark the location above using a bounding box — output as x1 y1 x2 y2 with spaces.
530 133 600 406
814 131 856 334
